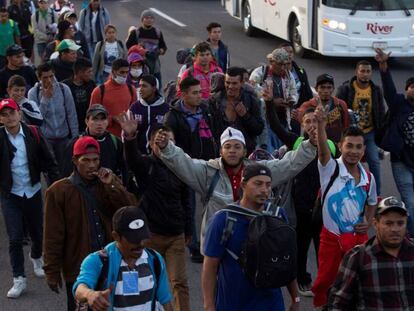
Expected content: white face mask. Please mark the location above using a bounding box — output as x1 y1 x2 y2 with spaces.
113 75 127 85
130 68 143 78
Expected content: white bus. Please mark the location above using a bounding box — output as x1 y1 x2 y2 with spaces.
221 0 414 57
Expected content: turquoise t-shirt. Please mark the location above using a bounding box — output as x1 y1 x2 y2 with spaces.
0 19 20 56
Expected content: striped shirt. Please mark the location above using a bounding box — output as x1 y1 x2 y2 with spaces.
113 250 155 311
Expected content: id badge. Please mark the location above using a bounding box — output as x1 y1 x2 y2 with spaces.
122 271 139 296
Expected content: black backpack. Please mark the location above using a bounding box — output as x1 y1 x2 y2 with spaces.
220 204 297 289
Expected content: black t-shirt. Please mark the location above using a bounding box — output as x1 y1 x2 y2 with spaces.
62 79 96 132
0 66 38 99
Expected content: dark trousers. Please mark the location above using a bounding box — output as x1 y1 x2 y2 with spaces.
0 191 43 277
296 210 321 285
187 189 199 252
66 281 76 311
47 137 70 178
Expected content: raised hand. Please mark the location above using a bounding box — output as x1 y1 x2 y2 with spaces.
118 111 139 137
374 48 391 63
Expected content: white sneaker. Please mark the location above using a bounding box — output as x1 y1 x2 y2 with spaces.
7 276 27 298
30 256 45 278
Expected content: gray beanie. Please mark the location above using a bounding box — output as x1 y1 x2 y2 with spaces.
141 9 155 21
266 48 289 63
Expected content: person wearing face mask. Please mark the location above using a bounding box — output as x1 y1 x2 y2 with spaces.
92 24 127 84
128 74 168 154
90 58 137 137
126 51 150 89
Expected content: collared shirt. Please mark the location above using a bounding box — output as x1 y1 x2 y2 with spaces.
328 237 414 311
319 157 377 235
225 164 244 201
6 126 41 198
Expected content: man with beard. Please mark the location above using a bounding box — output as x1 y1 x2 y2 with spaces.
152 126 318 253
43 136 136 311
336 60 385 195
328 197 414 310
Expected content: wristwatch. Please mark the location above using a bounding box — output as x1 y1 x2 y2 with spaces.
294 297 301 303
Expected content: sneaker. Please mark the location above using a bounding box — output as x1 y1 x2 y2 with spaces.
190 249 204 263
298 282 314 297
30 256 45 278
7 276 27 298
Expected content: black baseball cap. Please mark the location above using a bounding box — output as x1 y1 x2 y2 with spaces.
113 206 150 244
86 104 108 118
377 196 408 216
316 73 334 87
6 44 25 57
242 164 272 182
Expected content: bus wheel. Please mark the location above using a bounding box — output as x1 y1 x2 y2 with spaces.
290 17 310 58
242 2 257 36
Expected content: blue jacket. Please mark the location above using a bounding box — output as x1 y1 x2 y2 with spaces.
72 242 172 310
380 69 414 162
207 39 230 72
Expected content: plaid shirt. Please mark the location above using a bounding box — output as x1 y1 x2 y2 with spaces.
328 236 414 311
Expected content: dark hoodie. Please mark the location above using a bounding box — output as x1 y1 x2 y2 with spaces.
51 56 74 81
129 93 169 154
164 99 218 160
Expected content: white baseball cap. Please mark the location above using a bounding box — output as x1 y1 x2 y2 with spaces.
220 127 246 146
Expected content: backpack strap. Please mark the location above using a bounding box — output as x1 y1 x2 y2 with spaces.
202 170 220 206
359 168 372 217
96 248 109 290
109 133 118 151
321 160 340 206
146 248 161 311
127 83 134 104
99 84 105 102
28 125 40 144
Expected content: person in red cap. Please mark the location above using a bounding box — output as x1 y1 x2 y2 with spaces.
43 135 136 311
0 98 59 299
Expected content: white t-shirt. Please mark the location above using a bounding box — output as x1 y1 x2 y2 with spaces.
103 41 119 73
319 157 377 235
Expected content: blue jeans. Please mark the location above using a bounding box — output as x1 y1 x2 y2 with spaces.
364 131 381 194
392 161 414 236
0 191 43 277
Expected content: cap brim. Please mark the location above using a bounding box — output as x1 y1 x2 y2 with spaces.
88 110 108 118
377 206 408 216
122 229 150 244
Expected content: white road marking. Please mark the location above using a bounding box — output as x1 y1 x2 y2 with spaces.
149 7 187 27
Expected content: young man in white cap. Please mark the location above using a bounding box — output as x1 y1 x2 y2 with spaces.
152 125 318 252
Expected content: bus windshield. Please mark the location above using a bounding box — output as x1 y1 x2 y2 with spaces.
323 0 414 11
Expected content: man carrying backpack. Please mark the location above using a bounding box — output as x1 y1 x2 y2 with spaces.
202 164 300 311
0 98 59 299
126 9 167 86
73 206 174 311
311 105 378 309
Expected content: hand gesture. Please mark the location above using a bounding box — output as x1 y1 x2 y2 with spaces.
48 275 62 294
374 48 391 63
234 102 247 117
153 129 169 150
354 221 369 234
315 103 328 126
118 111 139 137
87 287 111 311
93 168 113 185
308 126 317 146
262 87 273 102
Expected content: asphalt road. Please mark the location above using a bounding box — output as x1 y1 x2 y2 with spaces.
1 0 413 310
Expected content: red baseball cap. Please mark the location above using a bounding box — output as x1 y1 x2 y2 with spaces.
73 136 100 157
0 99 19 113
